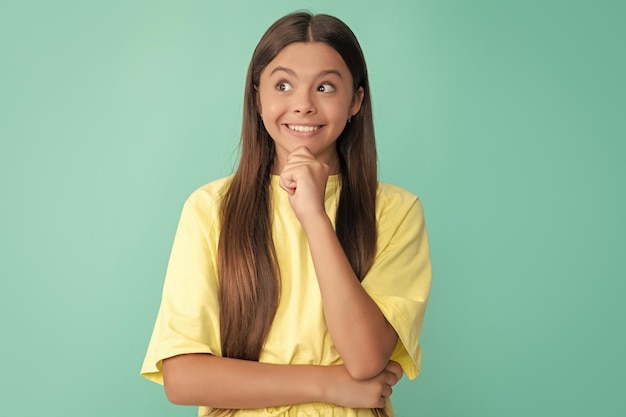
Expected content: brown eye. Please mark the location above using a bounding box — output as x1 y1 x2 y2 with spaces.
318 83 336 93
277 82 293 92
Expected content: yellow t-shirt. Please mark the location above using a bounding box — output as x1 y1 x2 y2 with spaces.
141 175 432 416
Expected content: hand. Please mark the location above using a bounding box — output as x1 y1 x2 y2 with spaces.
324 361 403 409
278 147 330 226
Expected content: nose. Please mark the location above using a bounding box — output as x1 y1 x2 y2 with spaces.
292 89 316 115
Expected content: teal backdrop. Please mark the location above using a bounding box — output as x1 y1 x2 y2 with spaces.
1 0 624 416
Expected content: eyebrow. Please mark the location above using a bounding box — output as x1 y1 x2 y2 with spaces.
269 66 343 79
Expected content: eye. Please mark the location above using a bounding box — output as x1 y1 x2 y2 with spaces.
276 81 293 92
317 82 336 93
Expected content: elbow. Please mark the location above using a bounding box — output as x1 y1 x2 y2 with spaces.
162 358 192 405
163 374 186 405
163 381 186 405
344 357 388 381
164 388 183 405
162 353 220 406
344 333 398 380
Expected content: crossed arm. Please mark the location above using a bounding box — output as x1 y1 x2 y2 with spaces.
162 148 401 409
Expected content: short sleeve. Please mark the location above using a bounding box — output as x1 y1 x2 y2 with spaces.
361 190 432 380
140 187 223 385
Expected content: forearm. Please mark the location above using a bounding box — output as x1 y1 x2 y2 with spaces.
162 354 327 408
303 214 398 379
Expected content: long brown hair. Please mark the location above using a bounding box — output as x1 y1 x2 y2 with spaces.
216 11 384 416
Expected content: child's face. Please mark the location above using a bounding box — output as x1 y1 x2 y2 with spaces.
257 42 364 173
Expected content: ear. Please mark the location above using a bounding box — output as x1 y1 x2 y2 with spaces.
350 86 364 117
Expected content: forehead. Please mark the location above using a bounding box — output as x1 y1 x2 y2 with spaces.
262 42 351 79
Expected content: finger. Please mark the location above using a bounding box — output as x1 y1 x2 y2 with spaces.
284 157 318 171
281 160 315 173
278 174 297 195
279 164 310 186
385 361 403 382
375 396 386 408
287 152 315 163
382 369 401 387
381 384 393 398
288 146 315 158
281 160 329 187
383 370 399 387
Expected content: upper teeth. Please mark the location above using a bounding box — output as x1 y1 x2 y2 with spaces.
288 125 320 132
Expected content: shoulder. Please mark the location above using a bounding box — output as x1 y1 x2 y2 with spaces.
376 182 423 217
373 182 429 259
181 175 233 222
186 175 232 204
375 182 426 241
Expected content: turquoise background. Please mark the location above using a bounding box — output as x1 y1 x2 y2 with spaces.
1 0 624 416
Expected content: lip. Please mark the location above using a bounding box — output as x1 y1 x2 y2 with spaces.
283 123 325 137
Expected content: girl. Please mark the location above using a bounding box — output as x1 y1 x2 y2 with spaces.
141 11 431 417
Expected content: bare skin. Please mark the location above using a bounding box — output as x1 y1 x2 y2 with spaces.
163 42 402 410
278 147 399 379
162 147 402 409
260 44 399 377
163 354 402 409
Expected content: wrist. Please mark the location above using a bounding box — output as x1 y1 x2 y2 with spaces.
312 365 339 404
300 212 333 235
303 364 332 403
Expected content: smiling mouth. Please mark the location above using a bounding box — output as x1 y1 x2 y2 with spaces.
286 124 322 132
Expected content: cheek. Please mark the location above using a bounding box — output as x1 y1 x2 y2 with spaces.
328 100 352 120
260 99 286 118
